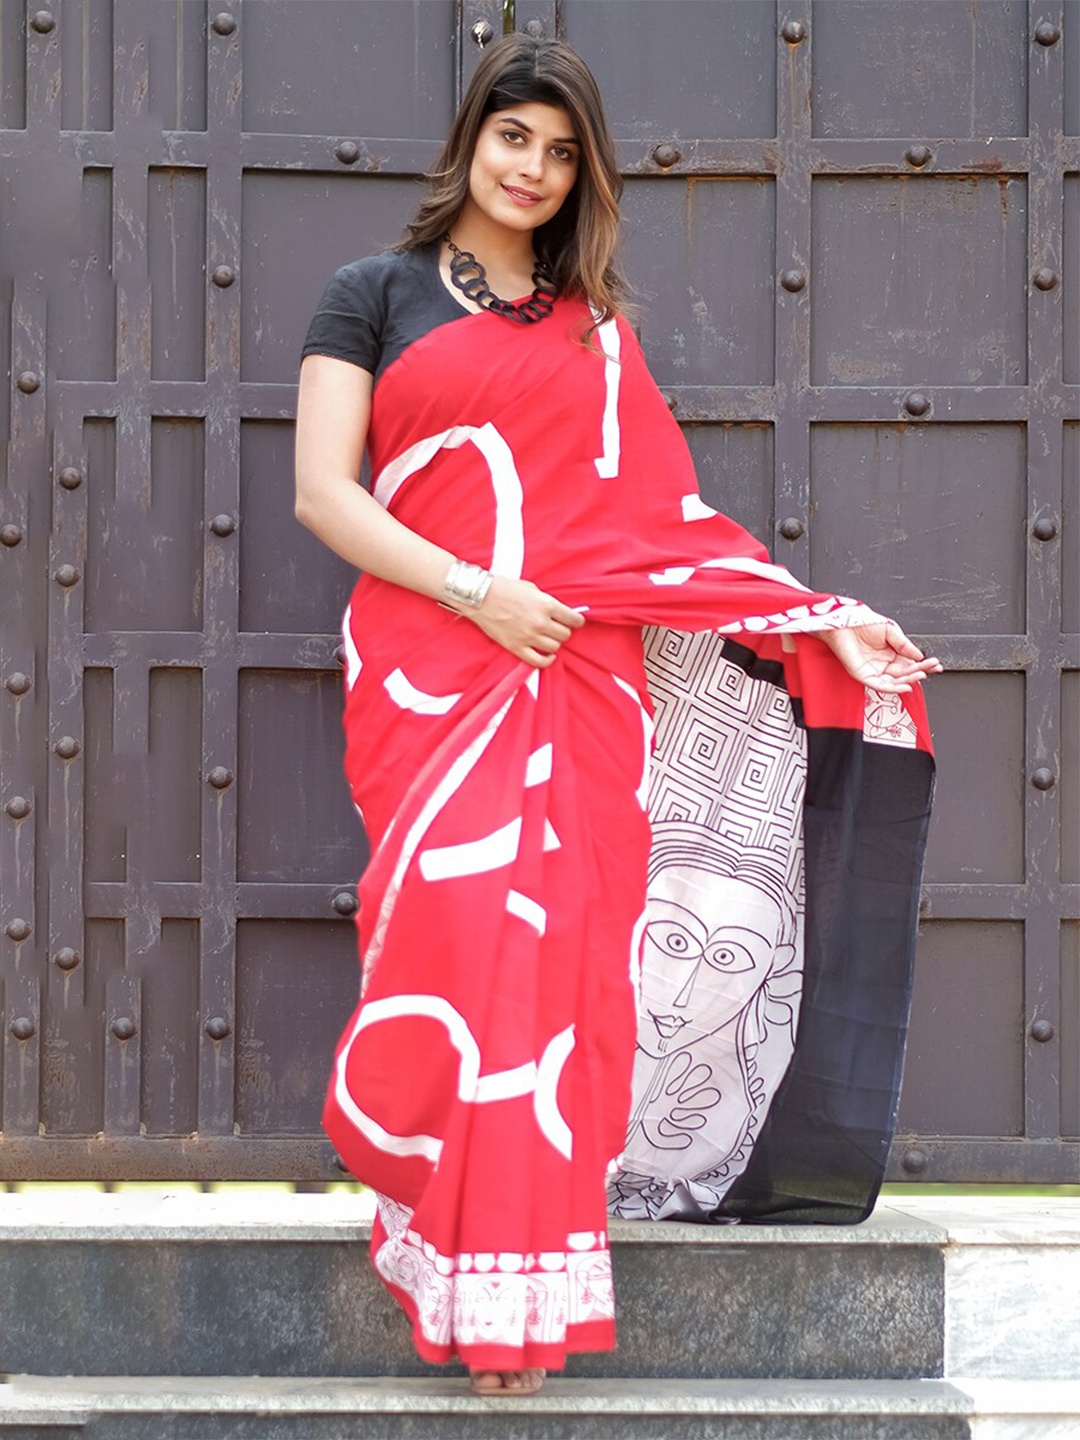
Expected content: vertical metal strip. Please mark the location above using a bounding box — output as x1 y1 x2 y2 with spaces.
46 422 89 1023
0 9 58 1133
461 0 505 94
1023 0 1067 1141
100 0 156 1135
199 0 245 1136
103 971 141 1134
773 1 813 589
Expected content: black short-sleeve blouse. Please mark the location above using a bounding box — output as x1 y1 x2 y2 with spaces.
301 244 468 382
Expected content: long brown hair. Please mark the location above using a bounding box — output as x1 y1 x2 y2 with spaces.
401 34 628 327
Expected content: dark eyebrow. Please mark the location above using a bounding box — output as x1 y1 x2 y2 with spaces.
498 115 580 146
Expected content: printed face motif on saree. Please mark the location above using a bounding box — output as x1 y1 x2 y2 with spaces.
318 290 935 1370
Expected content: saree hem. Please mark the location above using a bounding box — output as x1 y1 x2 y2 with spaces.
405 1323 616 1371
371 1202 617 1370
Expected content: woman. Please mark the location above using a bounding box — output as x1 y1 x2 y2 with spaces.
295 34 940 1395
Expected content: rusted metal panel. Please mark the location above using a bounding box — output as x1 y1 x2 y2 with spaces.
566 0 778 142
921 674 1027 887
809 176 1029 388
621 177 777 387
808 423 1028 637
0 0 1076 1182
901 921 1027 1139
241 0 457 141
810 0 1029 140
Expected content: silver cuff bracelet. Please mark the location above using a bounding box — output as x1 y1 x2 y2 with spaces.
443 559 493 610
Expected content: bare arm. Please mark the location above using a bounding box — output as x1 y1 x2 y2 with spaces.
294 354 583 667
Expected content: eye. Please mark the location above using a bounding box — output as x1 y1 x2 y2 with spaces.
551 145 577 163
703 942 756 974
646 920 702 963
500 128 525 145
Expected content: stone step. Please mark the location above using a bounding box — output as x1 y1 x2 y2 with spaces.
0 1375 992 1440
0 1194 947 1382
2 1195 1076 1387
5 1376 1078 1439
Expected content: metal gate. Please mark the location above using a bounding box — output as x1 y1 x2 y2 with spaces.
1 0 1076 1183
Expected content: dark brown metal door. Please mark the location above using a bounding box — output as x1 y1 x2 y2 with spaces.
1 0 1076 1183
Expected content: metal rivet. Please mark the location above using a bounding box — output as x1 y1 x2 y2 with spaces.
651 142 682 169
471 19 493 46
5 918 31 942
1031 766 1055 791
211 265 235 288
55 735 80 759
901 1147 928 1174
16 372 40 394
780 270 806 293
780 19 806 44
54 563 80 587
111 1016 137 1040
1034 21 1061 45
5 672 31 696
58 467 83 490
10 1017 36 1041
524 18 545 37
1032 516 1058 541
54 947 80 971
905 144 932 169
334 140 359 166
1030 1018 1055 1043
779 517 805 541
333 643 347 666
903 391 931 417
210 11 236 35
5 796 31 820
207 766 234 790
0 524 22 546
1033 268 1059 291
209 514 236 537
206 1016 231 1041
332 890 358 917
29 10 55 33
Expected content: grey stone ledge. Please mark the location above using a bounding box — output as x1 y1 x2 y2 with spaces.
950 1380 1080 1419
0 1378 973 1418
5 1193 1074 1248
0 1193 949 1246
889 1199 1080 1247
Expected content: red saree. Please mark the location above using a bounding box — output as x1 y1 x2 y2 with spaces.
321 296 934 1370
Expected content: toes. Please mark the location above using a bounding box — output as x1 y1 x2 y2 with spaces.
469 1370 505 1394
469 1367 545 1396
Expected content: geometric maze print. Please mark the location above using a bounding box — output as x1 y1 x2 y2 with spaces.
643 627 806 892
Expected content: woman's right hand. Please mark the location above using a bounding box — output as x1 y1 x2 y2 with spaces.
463 575 585 668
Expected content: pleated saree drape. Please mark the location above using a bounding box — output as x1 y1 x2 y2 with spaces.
321 298 935 1369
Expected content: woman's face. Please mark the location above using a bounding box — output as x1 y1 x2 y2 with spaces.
638 868 782 1059
462 102 580 237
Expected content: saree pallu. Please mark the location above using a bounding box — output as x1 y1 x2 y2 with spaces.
322 298 935 1370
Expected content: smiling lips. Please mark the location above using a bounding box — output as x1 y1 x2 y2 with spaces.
502 183 543 204
650 1012 689 1040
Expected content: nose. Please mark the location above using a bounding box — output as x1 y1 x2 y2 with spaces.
671 962 701 1010
517 142 545 179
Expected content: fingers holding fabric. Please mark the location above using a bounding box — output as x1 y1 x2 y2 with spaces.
465 575 585 668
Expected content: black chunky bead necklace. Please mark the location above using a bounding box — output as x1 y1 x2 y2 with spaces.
444 234 558 324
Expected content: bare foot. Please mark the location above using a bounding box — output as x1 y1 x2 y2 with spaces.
469 1368 546 1396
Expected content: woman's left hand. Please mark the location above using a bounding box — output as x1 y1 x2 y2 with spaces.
819 621 943 694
